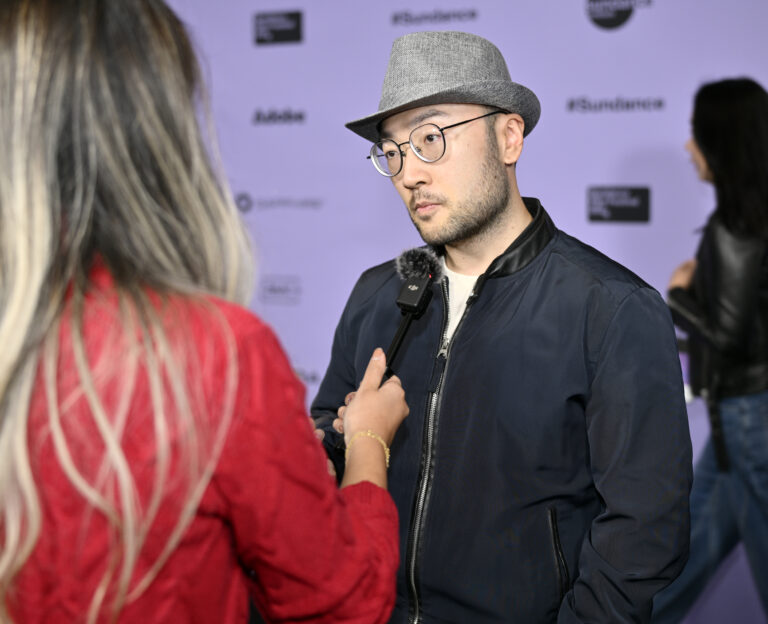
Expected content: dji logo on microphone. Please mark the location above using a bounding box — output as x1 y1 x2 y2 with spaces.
408 285 420 291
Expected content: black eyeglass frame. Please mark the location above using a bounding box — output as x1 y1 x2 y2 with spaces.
366 109 504 177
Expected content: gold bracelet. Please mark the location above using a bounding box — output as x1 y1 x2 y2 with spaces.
344 430 390 468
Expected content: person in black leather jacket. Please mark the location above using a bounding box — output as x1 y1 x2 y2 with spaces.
652 77 768 622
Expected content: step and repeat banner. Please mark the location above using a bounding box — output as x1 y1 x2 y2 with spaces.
168 1 767 621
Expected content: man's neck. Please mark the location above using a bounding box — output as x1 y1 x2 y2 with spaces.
444 194 532 276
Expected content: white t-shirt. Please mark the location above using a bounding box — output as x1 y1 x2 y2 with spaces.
441 258 479 344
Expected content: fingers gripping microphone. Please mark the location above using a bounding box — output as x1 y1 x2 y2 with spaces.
385 247 443 377
331 247 442 457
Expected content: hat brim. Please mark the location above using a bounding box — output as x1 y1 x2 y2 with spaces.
345 80 541 142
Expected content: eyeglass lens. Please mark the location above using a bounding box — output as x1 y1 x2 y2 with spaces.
371 123 446 176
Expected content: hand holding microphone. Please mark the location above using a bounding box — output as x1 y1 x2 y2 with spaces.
332 247 441 456
339 348 409 488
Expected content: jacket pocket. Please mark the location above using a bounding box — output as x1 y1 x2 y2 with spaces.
547 506 571 603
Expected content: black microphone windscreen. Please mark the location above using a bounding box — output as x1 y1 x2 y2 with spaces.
395 247 443 283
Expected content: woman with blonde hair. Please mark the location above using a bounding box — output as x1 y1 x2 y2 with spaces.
0 0 407 622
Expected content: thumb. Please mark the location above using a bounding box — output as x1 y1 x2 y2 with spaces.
357 347 387 391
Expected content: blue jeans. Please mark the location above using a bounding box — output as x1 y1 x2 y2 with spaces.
652 390 768 623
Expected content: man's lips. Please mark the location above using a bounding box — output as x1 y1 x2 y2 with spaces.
413 202 439 215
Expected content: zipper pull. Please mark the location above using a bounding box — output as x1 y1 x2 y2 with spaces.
428 350 447 393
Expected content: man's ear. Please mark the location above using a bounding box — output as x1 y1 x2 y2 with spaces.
501 113 524 165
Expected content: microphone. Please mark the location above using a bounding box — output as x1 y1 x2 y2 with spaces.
385 247 443 377
330 247 443 458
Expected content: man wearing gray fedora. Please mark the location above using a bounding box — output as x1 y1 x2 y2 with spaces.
312 30 692 623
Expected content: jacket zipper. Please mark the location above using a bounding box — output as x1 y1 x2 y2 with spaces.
406 278 475 624
547 506 571 602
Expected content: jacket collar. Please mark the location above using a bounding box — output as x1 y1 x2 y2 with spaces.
484 197 555 279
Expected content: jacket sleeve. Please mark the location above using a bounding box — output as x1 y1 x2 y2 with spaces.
558 288 693 623
310 288 364 481
667 222 766 352
212 320 398 624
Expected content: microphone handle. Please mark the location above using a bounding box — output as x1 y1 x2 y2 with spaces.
384 312 414 379
331 312 414 456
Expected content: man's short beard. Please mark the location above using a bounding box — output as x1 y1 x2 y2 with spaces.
414 131 510 247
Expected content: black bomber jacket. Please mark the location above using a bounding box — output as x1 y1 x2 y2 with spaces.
313 199 692 623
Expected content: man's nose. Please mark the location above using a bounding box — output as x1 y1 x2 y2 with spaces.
400 146 430 188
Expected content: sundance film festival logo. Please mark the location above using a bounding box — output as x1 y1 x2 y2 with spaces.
252 108 306 125
392 9 477 26
587 0 651 30
259 275 302 305
588 187 650 223
566 96 664 113
254 11 303 45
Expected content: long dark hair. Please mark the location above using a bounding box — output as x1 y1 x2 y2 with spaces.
692 77 768 238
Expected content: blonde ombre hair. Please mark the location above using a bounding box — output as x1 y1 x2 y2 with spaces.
0 0 253 620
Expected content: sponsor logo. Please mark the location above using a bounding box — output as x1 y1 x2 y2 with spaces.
252 108 306 125
255 197 323 210
587 0 652 30
258 275 303 305
566 96 664 113
234 192 324 212
588 186 650 222
294 368 321 386
235 193 253 213
391 9 477 26
254 11 303 45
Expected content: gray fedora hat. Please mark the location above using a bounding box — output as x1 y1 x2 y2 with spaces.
345 30 540 142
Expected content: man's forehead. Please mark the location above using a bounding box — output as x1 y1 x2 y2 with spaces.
379 103 481 139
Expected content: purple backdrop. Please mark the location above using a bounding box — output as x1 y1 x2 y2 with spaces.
168 1 768 621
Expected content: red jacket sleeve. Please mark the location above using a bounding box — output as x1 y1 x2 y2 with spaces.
209 314 399 623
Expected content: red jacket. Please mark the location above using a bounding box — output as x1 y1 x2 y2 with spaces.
10 268 398 623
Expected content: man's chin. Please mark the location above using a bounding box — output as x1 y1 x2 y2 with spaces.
411 216 459 246
417 231 452 247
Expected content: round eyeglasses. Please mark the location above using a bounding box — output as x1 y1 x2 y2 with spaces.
367 110 503 177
